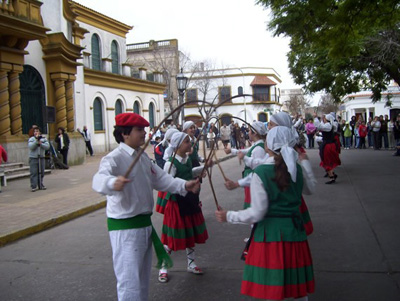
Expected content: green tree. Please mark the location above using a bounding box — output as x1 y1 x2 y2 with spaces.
256 0 400 103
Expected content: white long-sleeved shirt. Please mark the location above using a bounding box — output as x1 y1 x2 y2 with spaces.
164 154 204 178
92 143 187 219
231 139 266 170
227 156 316 225
314 117 333 132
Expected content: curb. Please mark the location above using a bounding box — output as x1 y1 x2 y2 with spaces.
0 200 106 247
0 155 235 247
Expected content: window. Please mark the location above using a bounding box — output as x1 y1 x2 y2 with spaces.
93 98 104 130
149 103 155 128
111 40 119 74
219 86 231 104
91 34 101 71
115 99 123 116
146 73 154 81
238 86 243 95
258 112 268 122
186 88 197 103
220 115 232 126
133 101 140 114
253 86 270 102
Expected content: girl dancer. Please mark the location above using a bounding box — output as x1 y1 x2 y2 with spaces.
159 132 209 283
216 126 315 300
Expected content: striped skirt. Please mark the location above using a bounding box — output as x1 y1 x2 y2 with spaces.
161 197 208 251
241 240 315 300
244 186 251 209
300 196 313 236
156 191 167 214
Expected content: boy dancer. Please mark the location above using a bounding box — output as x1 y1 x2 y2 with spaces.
92 113 200 301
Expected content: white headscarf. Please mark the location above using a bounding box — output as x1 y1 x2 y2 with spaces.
169 132 188 150
267 126 299 182
251 121 267 136
270 112 299 143
159 128 179 147
183 121 195 132
270 112 293 128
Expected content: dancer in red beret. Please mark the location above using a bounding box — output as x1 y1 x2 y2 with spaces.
93 113 200 301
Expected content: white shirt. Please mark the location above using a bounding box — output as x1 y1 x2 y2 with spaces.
92 143 187 219
231 139 266 170
227 156 316 224
164 154 204 178
314 117 333 132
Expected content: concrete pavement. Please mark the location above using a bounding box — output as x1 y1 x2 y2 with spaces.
1 143 400 300
0 142 233 247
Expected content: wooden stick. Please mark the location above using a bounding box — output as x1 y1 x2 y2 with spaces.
213 152 228 181
206 167 219 210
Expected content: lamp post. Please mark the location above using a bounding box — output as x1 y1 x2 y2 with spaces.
235 67 246 122
176 68 188 126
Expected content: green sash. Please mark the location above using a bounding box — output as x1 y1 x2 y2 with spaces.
107 214 173 269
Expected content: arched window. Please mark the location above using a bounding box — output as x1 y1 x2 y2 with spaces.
93 98 104 130
91 34 101 71
149 103 155 128
133 101 140 114
115 99 123 116
111 40 119 74
258 112 268 122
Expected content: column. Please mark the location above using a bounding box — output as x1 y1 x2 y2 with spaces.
66 77 75 132
0 67 11 136
53 77 67 130
9 67 23 135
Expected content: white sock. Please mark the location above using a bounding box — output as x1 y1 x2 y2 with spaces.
186 247 196 268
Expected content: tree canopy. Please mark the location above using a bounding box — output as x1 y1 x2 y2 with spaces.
256 0 400 103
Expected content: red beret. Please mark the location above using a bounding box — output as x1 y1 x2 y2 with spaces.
115 113 150 127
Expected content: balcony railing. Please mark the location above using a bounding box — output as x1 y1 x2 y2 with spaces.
0 0 43 25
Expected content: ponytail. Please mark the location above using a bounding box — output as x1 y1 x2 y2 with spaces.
272 153 291 191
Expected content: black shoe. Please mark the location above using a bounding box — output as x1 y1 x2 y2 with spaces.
333 173 338 179
324 173 329 178
40 186 47 190
325 177 336 184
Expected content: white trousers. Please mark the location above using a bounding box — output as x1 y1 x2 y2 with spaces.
109 226 153 301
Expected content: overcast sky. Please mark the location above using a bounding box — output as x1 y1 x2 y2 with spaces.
74 0 305 89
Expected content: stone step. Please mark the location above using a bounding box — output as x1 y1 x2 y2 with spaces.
5 169 51 181
4 166 30 176
1 162 25 170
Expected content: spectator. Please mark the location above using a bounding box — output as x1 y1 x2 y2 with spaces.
229 120 237 149
0 144 7 193
77 126 94 156
211 123 219 150
168 120 177 129
340 119 346 147
371 116 381 150
28 124 38 137
234 123 242 149
153 136 165 169
55 127 70 166
354 122 360 148
388 117 395 149
349 116 356 148
219 123 231 149
28 127 50 191
343 122 352 149
358 121 367 149
207 127 215 150
367 117 374 148
380 115 389 149
305 118 316 149
394 114 400 146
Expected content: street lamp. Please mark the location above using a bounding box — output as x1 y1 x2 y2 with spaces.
176 68 188 126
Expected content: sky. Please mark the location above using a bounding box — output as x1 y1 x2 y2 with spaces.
74 0 304 91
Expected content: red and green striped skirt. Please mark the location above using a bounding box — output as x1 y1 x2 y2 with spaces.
300 196 313 236
156 191 167 214
244 186 251 209
241 240 315 300
161 197 208 251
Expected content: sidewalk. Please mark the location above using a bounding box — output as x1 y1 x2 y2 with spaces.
0 142 233 247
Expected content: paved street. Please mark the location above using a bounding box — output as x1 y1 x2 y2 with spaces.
0 146 399 300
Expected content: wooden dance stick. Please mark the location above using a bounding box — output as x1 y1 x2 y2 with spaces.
213 152 228 182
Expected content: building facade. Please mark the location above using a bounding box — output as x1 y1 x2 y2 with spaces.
341 83 400 121
183 67 282 126
0 0 166 164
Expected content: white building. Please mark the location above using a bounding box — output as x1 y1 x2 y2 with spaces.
341 83 400 121
0 0 166 164
183 67 282 126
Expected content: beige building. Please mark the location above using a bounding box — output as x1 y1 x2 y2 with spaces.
0 0 166 164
